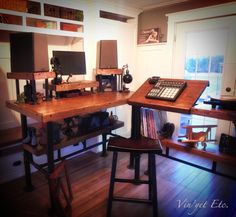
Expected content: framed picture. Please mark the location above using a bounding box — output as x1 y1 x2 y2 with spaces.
138 28 160 45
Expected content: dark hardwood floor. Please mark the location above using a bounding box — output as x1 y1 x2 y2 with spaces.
0 150 236 217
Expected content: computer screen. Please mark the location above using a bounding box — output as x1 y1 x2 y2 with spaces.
52 50 86 75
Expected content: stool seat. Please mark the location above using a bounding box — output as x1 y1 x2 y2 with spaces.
107 136 162 217
107 136 162 154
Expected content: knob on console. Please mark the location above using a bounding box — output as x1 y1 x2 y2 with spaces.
149 76 160 84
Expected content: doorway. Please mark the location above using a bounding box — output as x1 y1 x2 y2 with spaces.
172 15 236 140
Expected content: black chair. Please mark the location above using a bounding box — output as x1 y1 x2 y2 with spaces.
107 136 162 217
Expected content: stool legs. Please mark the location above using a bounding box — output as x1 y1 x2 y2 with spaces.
128 152 135 169
107 152 158 217
107 151 118 217
149 153 158 217
148 154 152 200
134 153 140 182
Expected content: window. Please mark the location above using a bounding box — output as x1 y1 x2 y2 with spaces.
179 28 227 139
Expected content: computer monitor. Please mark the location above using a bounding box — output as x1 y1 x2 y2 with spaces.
52 50 86 75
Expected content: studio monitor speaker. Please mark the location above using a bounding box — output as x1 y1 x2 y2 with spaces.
10 32 49 72
99 40 118 69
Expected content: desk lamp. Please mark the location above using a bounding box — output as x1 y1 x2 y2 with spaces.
122 64 132 92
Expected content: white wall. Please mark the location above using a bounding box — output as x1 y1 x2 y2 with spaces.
0 41 19 129
135 43 172 89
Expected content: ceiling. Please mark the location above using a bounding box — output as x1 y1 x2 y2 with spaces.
109 0 190 10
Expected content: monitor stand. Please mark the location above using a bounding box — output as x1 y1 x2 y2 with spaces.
47 80 99 98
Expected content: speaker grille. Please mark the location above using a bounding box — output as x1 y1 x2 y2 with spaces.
10 33 49 72
99 40 118 69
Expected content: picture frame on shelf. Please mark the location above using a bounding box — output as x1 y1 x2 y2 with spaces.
138 27 160 45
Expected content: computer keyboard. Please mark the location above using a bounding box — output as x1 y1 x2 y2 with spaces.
145 80 187 101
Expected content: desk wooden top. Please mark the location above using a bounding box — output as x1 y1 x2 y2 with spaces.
128 78 209 114
191 104 236 122
48 80 99 92
7 71 55 80
95 69 123 75
6 92 133 123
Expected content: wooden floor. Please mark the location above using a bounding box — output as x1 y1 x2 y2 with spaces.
0 150 236 217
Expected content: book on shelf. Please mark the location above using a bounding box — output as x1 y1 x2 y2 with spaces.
140 108 167 139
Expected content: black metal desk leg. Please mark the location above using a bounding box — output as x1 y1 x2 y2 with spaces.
134 153 141 181
23 150 34 191
47 122 55 173
82 140 87 149
101 133 107 157
21 114 27 138
21 114 34 191
212 161 217 172
166 147 170 156
128 106 141 168
128 152 135 169
47 122 55 210
131 105 141 139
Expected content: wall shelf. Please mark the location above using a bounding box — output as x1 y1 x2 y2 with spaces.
0 12 22 25
26 17 57 29
0 0 27 12
27 1 40 15
0 1 84 37
60 22 83 32
44 3 83 22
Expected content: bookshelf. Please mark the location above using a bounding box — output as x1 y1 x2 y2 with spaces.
0 0 84 37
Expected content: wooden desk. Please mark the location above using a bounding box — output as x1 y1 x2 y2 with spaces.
128 78 209 139
6 92 132 123
128 78 236 179
6 91 132 195
191 103 236 123
128 78 208 114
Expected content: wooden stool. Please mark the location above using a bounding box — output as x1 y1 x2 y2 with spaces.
49 161 73 217
107 136 162 217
